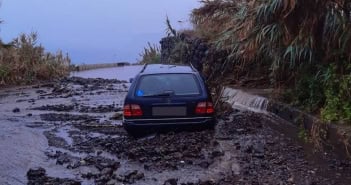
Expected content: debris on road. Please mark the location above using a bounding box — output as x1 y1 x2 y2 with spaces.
1 76 350 185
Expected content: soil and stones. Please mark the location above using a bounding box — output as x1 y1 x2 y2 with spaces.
38 108 351 184
27 167 81 185
1 76 350 185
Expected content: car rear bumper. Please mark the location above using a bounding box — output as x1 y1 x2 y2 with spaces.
123 116 215 129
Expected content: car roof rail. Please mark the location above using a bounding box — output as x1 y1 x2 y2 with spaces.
189 62 197 72
140 63 148 73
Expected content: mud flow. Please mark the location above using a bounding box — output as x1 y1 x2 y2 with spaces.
1 72 351 184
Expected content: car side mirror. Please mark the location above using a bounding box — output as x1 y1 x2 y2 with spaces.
129 78 134 83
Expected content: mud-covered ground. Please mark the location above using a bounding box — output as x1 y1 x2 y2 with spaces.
1 76 351 185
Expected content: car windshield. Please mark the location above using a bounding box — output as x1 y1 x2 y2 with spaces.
135 73 201 97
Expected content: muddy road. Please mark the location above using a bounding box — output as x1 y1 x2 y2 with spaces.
1 67 351 185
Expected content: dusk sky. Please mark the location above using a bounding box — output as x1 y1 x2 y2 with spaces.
0 0 200 64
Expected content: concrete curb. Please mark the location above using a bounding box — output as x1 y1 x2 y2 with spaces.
222 87 351 158
267 100 351 158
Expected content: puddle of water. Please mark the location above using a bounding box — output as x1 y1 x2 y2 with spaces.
98 151 119 161
0 121 76 185
86 132 105 138
48 147 88 159
0 94 9 100
55 126 74 146
110 120 123 126
86 131 123 138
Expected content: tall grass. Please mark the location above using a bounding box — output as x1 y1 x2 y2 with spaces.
0 32 70 85
139 42 161 64
191 0 351 83
190 0 351 123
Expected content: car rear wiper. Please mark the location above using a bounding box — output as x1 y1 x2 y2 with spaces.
142 91 174 97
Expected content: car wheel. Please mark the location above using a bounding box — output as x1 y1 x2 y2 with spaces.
206 122 215 130
124 126 140 137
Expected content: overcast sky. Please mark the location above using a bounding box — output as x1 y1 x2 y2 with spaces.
0 0 200 64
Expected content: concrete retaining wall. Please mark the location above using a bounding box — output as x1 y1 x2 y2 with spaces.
267 100 351 158
223 87 351 158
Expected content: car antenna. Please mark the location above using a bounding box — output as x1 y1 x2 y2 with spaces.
189 62 197 72
140 63 148 73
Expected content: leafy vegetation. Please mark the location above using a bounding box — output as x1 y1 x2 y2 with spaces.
139 16 191 65
189 0 351 124
165 16 177 37
192 0 351 80
138 42 161 64
0 32 70 85
321 64 351 122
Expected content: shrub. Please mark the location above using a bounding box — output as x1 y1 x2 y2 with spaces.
0 32 70 85
321 64 351 123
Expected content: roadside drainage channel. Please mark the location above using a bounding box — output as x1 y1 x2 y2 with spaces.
221 87 351 159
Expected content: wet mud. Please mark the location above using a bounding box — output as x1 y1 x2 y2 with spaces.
0 74 351 185
27 167 80 185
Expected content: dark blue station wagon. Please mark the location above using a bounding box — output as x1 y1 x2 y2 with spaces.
123 64 215 135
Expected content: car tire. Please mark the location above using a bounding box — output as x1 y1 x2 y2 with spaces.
206 122 215 130
124 126 140 137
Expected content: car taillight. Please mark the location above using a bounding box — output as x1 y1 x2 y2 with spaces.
123 104 143 117
195 101 214 114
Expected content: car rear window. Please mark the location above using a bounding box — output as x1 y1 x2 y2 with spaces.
135 73 201 96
